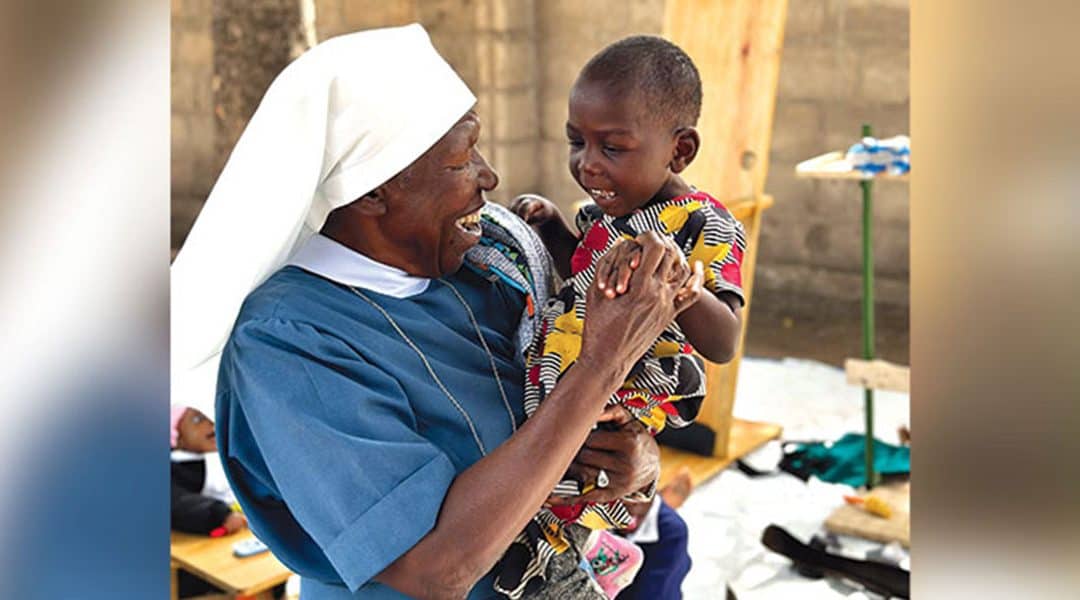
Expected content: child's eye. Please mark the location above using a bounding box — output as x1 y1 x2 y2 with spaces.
603 146 623 155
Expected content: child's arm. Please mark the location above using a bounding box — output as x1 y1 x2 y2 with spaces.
510 194 578 280
676 290 743 364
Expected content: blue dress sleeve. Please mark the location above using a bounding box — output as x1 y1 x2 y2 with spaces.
223 317 457 592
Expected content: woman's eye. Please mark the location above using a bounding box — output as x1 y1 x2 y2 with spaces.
568 139 584 148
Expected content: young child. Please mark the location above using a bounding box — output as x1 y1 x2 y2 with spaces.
499 35 747 598
171 405 251 597
170 405 246 535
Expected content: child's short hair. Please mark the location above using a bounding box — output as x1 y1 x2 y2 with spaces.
579 35 702 130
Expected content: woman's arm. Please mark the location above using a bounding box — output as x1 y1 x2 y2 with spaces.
374 233 698 600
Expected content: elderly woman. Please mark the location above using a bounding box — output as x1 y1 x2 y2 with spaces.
171 25 700 599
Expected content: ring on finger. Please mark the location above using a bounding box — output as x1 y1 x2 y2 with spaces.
597 468 610 489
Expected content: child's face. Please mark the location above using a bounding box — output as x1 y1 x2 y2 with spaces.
176 408 217 454
566 78 679 217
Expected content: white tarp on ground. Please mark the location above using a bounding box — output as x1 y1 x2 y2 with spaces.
680 357 911 599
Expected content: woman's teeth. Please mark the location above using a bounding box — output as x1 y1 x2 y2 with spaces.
589 188 616 201
456 211 482 232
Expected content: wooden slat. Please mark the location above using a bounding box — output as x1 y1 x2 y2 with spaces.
795 151 910 182
658 418 782 489
664 0 788 200
845 358 910 393
664 0 787 457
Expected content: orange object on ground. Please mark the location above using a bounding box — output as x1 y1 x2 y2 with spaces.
843 494 893 519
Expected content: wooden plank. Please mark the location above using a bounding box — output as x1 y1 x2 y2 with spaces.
171 530 292 595
796 151 910 182
659 418 782 489
845 358 910 393
723 194 774 221
664 0 788 200
825 481 910 547
664 0 787 457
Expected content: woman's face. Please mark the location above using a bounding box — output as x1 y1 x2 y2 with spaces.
379 112 499 278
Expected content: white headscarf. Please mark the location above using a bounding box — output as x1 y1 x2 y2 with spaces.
171 24 476 414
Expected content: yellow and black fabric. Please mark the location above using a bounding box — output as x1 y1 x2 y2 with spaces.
495 190 747 599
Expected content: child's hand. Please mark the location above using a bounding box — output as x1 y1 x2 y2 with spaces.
510 194 560 227
597 239 643 298
674 260 706 312
222 511 248 534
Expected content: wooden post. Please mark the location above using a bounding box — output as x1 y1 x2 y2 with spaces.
663 0 788 458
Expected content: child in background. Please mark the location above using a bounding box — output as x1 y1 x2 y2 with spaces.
170 404 246 535
171 405 249 597
501 35 747 598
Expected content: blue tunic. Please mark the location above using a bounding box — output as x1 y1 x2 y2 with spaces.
216 265 527 599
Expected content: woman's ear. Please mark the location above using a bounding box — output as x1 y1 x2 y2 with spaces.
669 127 700 174
350 187 389 217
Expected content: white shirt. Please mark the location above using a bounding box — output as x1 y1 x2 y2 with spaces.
287 233 430 297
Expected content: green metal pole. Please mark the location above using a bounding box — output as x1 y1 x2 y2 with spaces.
860 123 879 489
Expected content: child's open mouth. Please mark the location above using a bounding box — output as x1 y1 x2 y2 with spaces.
588 188 616 202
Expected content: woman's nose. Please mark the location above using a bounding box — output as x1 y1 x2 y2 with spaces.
477 153 499 191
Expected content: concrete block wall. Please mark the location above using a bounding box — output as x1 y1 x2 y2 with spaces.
171 0 215 249
762 0 909 307
535 0 664 214
313 0 541 205
171 0 909 312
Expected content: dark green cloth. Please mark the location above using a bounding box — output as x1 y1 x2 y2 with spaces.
784 434 909 486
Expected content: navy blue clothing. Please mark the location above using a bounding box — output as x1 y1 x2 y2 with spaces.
620 501 692 600
216 266 527 598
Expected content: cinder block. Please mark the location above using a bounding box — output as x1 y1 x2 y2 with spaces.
822 103 908 154
537 140 583 215
769 100 823 160
785 0 826 38
176 29 213 65
183 0 212 17
777 42 859 101
418 0 476 34
754 263 909 306
343 0 417 30
429 31 481 89
859 46 909 104
541 92 569 142
492 89 539 143
540 0 625 35
492 37 536 90
843 3 908 47
539 35 592 90
626 0 664 33
491 0 535 33
873 179 909 226
488 140 539 201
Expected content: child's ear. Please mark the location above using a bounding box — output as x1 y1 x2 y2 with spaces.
669 127 700 174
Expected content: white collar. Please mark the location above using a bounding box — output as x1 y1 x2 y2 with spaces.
287 233 431 298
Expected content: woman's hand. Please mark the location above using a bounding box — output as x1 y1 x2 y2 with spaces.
578 231 703 381
547 406 660 505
